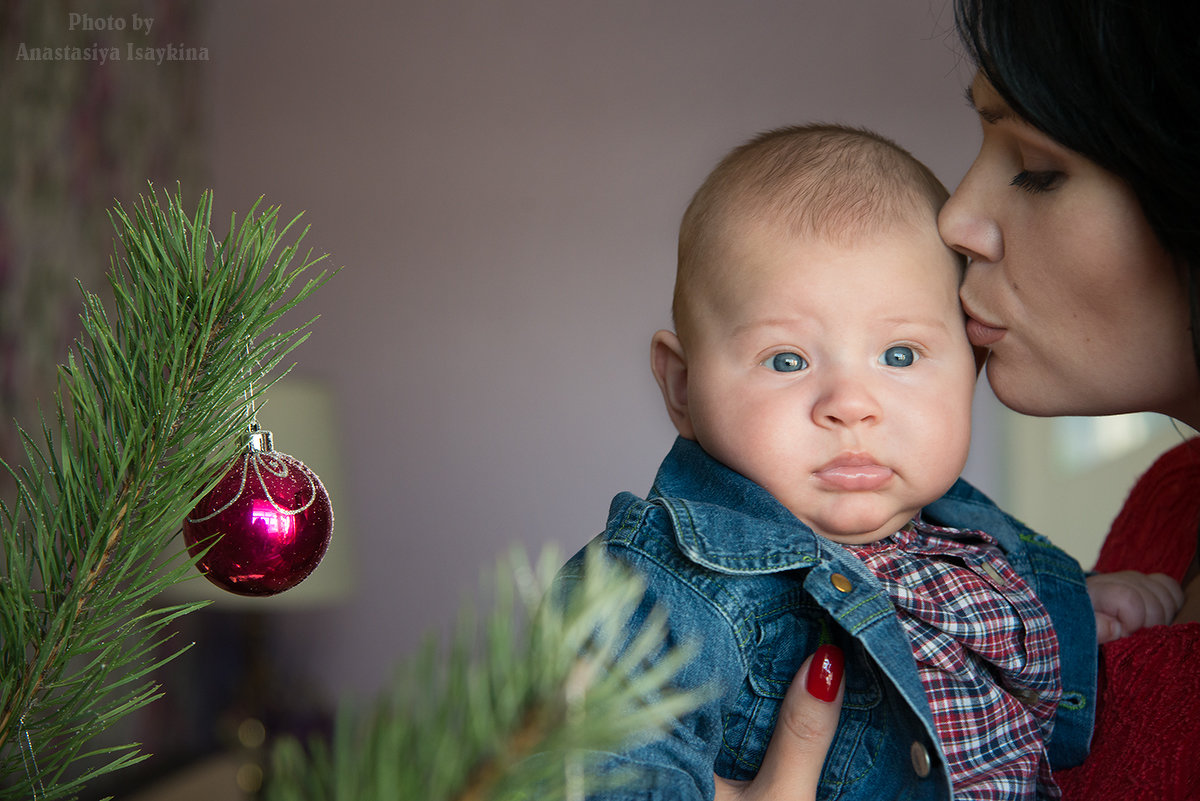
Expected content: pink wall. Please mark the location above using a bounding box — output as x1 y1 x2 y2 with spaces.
204 0 992 699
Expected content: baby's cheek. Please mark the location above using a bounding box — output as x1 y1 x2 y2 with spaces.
911 407 972 484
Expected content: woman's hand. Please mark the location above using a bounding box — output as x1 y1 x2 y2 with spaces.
1087 571 1184 643
714 645 844 801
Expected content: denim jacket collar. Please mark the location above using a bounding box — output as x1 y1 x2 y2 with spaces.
648 437 832 574
645 436 1025 575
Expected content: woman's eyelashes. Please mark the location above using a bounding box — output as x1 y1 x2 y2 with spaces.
1010 169 1064 193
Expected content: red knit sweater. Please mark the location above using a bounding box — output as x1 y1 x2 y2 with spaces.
1053 438 1200 800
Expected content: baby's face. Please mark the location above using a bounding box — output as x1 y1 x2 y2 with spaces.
681 220 976 544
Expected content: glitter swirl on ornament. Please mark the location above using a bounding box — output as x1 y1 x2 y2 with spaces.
183 426 333 597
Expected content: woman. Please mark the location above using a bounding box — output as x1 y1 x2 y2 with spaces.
716 0 1200 797
941 3 1200 795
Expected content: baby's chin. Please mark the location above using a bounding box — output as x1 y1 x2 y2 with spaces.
803 512 916 546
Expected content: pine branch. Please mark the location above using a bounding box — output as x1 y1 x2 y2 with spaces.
0 186 333 799
265 546 708 801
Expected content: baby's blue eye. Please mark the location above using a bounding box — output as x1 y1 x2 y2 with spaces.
880 346 917 367
767 352 807 372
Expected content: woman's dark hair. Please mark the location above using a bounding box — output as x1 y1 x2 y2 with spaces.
954 0 1200 374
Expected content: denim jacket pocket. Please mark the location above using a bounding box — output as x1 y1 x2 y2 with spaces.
716 595 887 788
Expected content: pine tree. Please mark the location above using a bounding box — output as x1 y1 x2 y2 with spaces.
0 186 331 797
0 188 702 799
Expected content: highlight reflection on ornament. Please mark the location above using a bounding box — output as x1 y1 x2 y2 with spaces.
183 426 333 596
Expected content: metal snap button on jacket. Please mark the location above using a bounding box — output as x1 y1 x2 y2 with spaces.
910 741 932 778
830 573 853 593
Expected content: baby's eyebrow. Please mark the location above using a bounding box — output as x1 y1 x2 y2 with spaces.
879 316 952 334
731 317 803 337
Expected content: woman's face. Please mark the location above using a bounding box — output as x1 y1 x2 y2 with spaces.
939 73 1200 425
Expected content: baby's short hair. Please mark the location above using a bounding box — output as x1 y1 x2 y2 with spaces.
674 124 955 342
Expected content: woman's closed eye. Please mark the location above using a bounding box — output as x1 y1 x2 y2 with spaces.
1010 169 1064 193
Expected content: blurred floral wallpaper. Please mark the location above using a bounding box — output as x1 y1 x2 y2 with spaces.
0 0 206 486
1 1 222 792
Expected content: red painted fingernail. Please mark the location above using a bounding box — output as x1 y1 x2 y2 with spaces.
805 644 844 702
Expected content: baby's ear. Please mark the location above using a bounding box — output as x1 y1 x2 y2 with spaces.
650 329 695 439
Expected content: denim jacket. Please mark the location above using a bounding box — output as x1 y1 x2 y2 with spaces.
559 437 1097 800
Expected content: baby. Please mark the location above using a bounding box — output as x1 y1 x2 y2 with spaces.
560 124 1179 800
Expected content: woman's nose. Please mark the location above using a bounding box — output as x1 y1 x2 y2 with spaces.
938 166 1003 265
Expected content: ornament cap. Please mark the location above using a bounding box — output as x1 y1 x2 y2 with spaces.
248 424 273 453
